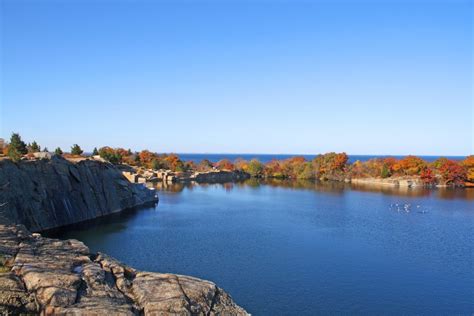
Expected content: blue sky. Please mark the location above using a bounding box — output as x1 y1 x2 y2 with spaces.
1 0 472 155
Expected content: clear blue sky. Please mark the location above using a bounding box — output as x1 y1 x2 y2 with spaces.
1 0 472 155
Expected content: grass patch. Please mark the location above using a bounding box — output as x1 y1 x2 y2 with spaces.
0 254 11 273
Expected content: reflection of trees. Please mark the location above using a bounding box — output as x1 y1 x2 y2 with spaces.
251 178 347 195
436 187 474 200
152 182 188 193
349 183 474 200
151 178 474 201
349 183 431 198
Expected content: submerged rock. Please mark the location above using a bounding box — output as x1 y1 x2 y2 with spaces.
0 224 248 315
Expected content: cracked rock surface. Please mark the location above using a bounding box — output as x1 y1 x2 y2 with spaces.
0 225 248 315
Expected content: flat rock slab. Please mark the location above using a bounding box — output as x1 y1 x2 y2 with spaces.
0 224 248 315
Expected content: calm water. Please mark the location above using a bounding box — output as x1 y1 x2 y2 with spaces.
177 153 465 163
48 180 474 315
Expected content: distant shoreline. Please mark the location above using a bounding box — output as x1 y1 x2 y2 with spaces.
174 153 467 164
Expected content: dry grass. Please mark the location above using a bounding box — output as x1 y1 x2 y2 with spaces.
0 255 11 273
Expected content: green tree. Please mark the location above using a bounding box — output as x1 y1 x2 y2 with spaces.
247 159 264 177
151 159 160 170
43 147 49 152
98 147 122 164
92 147 99 155
71 144 83 156
55 147 63 155
297 162 315 179
7 133 28 162
30 141 41 153
134 153 141 164
381 164 390 178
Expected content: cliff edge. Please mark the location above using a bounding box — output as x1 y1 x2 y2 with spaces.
0 156 158 232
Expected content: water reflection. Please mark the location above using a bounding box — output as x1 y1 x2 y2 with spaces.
152 179 474 200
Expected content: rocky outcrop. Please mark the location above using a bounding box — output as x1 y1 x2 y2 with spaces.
0 156 158 232
0 224 248 315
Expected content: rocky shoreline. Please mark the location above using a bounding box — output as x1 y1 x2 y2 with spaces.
0 224 248 315
0 157 248 315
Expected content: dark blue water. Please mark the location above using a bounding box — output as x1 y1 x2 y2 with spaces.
176 153 465 163
48 181 474 315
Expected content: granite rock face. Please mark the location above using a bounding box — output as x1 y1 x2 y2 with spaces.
0 157 158 232
0 224 248 315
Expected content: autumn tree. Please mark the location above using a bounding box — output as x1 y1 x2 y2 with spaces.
247 159 264 177
312 152 348 180
70 144 83 156
265 159 283 178
215 159 234 171
393 156 426 176
7 133 28 162
164 154 185 172
461 155 474 183
139 150 154 166
433 158 466 185
420 167 436 185
197 159 214 172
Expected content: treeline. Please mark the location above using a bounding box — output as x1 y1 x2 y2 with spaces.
2 133 83 161
2 133 473 186
93 149 473 186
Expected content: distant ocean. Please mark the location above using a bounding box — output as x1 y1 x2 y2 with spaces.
176 153 465 164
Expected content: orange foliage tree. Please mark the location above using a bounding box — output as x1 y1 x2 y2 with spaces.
462 155 474 183
215 159 234 171
393 156 426 176
433 158 466 185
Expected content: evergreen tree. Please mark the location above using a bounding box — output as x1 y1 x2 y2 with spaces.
30 141 41 153
43 147 49 152
71 144 83 156
55 147 63 155
92 147 99 155
7 133 28 162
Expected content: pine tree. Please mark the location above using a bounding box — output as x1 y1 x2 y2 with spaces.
55 147 63 155
8 133 28 162
30 141 41 153
92 147 99 156
71 144 83 156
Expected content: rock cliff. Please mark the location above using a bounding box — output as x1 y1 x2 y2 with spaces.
0 157 158 232
0 224 248 315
